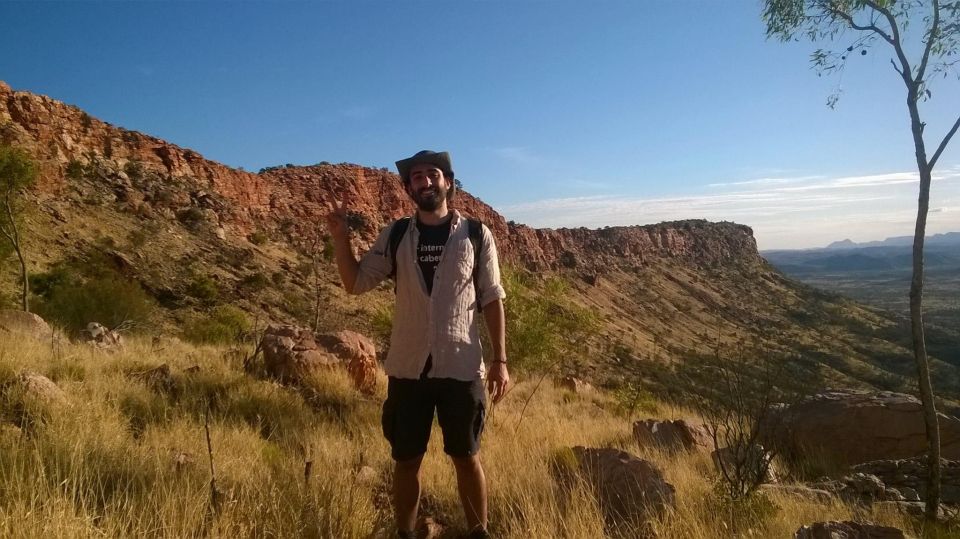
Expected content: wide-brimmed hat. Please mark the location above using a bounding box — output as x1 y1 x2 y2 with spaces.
395 150 454 183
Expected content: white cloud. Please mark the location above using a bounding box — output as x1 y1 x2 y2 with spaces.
500 168 960 249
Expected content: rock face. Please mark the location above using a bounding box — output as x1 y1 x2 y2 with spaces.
633 419 710 453
766 390 960 467
261 325 340 382
852 457 960 505
794 521 909 539
0 310 53 341
0 82 763 273
553 446 675 530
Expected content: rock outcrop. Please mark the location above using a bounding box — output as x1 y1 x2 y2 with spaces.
633 419 710 453
765 390 960 467
794 521 910 539
0 81 763 273
552 446 675 530
262 325 340 382
0 310 53 341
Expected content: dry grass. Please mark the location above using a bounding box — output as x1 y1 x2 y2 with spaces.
0 332 930 538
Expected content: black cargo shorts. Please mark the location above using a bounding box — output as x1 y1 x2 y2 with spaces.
381 376 487 461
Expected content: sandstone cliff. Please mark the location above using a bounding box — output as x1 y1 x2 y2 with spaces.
0 81 759 275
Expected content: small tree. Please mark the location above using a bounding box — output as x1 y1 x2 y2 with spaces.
0 145 38 311
763 0 960 520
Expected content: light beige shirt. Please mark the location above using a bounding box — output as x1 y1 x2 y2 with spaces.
352 210 506 381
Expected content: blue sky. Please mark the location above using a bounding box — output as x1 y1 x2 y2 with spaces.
2 1 958 249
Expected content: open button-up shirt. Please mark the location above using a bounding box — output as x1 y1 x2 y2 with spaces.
352 210 506 381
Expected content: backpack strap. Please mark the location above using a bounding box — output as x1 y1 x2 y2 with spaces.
387 216 411 280
466 218 485 312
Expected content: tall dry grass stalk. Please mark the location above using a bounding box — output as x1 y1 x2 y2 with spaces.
0 333 924 537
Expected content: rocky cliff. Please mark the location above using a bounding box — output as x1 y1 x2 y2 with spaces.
0 81 760 274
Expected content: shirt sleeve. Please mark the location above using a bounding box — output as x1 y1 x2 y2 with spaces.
352 223 394 294
477 224 507 308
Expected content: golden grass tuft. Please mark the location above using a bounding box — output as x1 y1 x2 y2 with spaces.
0 332 936 538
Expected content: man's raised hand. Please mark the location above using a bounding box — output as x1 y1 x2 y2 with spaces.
325 198 349 238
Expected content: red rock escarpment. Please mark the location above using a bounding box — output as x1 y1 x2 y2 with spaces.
0 81 761 272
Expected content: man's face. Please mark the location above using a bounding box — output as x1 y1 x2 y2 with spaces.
407 163 450 212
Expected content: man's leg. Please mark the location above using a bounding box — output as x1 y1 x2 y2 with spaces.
451 453 487 532
436 378 488 533
394 454 425 534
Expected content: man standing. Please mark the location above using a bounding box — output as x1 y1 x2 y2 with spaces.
326 150 509 539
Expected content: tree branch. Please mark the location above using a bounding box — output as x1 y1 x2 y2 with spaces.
929 113 960 170
891 58 906 78
863 0 916 85
829 6 895 44
916 0 942 84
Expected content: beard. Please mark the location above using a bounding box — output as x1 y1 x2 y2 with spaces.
411 184 448 212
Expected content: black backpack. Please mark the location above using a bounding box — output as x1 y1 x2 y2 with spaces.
387 216 485 310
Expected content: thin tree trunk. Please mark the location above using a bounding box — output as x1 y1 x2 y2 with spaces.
3 196 27 312
906 97 941 521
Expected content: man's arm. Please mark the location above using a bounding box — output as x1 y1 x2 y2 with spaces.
483 298 510 404
326 199 360 293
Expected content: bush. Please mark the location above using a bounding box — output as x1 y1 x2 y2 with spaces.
502 267 600 372
176 207 205 230
182 305 251 345
35 273 156 334
185 274 220 304
239 271 270 292
249 230 269 245
65 160 85 181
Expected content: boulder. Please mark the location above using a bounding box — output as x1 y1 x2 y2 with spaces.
633 419 710 453
852 457 960 505
711 444 777 484
347 355 378 395
794 521 910 539
319 330 376 363
262 325 340 382
558 375 593 393
84 322 123 349
759 484 834 504
0 310 53 341
16 371 66 403
262 325 380 390
765 390 960 467
552 446 675 529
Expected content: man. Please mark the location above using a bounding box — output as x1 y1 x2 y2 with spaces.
325 150 509 539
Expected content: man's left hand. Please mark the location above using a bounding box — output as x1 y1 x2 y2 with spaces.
487 361 510 404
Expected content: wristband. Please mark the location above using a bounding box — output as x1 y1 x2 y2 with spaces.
491 359 507 365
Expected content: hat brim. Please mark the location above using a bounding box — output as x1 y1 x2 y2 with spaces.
395 151 453 181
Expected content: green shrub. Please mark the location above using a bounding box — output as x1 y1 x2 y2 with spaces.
176 207 205 230
239 271 270 292
65 160 86 181
35 273 156 334
249 230 269 245
502 267 600 372
185 274 220 304
182 305 251 345
123 161 144 182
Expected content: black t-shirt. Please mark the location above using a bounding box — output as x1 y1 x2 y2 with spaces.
417 217 451 295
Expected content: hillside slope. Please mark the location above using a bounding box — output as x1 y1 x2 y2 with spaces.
1 80 957 400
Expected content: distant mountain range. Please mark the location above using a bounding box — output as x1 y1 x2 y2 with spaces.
825 232 960 250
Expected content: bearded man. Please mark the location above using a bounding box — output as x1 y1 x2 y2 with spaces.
326 150 509 539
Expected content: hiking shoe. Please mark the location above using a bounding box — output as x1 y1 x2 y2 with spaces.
460 527 491 539
396 529 415 539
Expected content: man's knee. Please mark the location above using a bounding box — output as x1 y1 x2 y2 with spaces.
450 453 481 471
395 454 425 474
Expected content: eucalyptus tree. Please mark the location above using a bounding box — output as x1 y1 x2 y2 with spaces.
763 0 959 520
0 145 37 312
